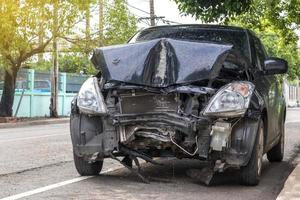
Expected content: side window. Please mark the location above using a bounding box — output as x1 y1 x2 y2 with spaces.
253 36 267 70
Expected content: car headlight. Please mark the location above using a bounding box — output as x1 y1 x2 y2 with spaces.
77 77 107 115
203 81 254 117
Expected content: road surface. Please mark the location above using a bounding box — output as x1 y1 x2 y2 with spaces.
0 109 300 200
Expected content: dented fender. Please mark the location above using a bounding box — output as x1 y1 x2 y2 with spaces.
70 98 118 160
223 117 261 166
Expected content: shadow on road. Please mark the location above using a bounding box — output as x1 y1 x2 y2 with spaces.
95 158 294 186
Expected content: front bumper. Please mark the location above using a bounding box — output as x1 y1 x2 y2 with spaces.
70 106 260 167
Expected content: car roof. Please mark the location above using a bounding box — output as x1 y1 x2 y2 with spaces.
141 24 248 32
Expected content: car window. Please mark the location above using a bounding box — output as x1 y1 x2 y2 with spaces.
253 36 267 70
130 27 251 60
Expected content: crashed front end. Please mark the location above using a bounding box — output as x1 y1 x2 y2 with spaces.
71 38 262 171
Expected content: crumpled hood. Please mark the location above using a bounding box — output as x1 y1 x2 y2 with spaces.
91 38 233 87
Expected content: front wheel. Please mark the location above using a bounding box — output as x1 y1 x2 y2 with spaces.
240 120 264 186
73 152 103 176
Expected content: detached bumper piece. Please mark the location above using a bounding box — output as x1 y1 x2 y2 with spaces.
110 145 163 184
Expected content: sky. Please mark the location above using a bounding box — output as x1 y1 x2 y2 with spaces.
127 0 201 27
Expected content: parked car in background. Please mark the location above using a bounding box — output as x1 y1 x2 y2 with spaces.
70 25 288 186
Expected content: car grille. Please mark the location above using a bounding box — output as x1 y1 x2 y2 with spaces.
119 93 178 114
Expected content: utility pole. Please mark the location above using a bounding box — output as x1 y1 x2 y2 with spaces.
149 0 155 26
99 0 104 46
50 0 59 118
139 0 165 26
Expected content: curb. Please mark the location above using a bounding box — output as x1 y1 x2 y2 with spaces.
0 118 69 129
277 160 300 200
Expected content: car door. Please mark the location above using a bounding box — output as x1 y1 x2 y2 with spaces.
250 34 279 144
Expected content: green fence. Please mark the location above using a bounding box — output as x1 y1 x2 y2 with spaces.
0 69 88 117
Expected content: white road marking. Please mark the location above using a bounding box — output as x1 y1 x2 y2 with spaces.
0 168 118 200
0 133 69 143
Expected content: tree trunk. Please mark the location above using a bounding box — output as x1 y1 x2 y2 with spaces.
50 36 59 118
0 67 19 117
50 0 59 118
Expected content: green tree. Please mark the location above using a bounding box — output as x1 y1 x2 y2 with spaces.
104 0 137 45
27 54 96 74
0 0 81 117
58 0 138 73
174 0 252 23
27 1 138 75
58 53 96 74
174 0 300 26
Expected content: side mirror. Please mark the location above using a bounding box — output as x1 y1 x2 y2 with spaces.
264 57 288 75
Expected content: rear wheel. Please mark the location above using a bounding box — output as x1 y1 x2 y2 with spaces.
267 123 284 162
240 120 264 186
73 152 103 176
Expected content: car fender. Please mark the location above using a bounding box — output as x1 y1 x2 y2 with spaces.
224 117 261 166
223 91 263 167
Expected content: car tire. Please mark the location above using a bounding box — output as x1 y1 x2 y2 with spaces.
267 123 284 162
240 120 264 186
73 152 103 176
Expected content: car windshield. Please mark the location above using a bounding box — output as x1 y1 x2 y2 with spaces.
130 26 250 60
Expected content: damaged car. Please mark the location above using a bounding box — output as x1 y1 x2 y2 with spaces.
70 25 288 186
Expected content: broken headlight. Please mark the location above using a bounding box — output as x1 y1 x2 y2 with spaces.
203 81 254 117
77 77 107 115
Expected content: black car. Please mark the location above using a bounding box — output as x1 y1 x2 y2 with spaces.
70 25 288 186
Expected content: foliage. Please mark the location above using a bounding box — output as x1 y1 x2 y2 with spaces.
174 0 300 26
0 0 82 70
56 0 138 74
174 0 252 23
28 54 96 75
104 0 138 45
61 0 138 72
27 60 52 72
0 0 84 116
57 54 96 74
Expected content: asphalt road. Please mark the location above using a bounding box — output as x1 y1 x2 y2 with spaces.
0 109 300 200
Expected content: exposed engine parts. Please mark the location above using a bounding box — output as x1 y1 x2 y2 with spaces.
103 88 239 160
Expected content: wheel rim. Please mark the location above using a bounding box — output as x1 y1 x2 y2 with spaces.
257 126 264 176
